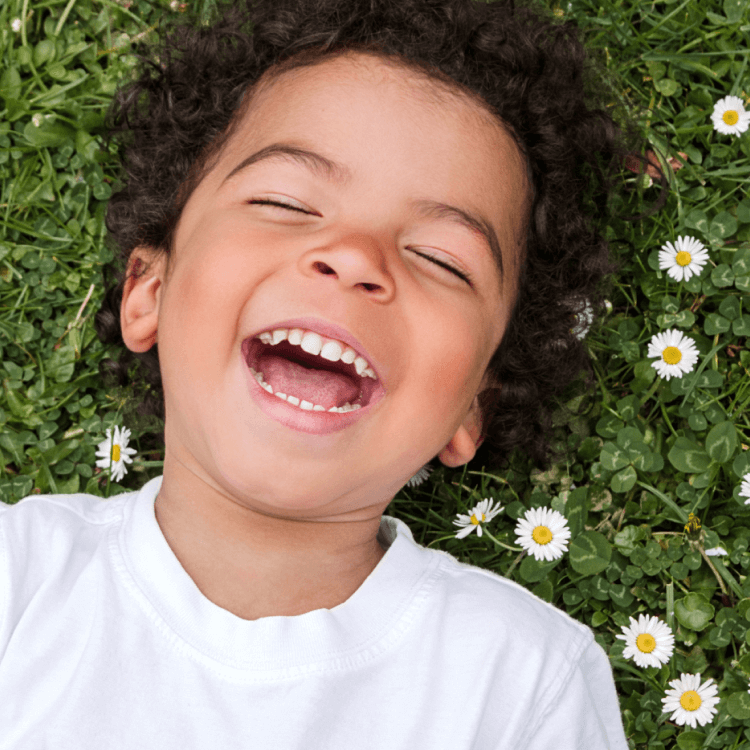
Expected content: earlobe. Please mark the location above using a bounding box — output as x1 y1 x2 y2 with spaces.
437 393 485 468
120 249 167 354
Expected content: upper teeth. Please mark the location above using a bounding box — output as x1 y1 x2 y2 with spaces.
254 328 378 380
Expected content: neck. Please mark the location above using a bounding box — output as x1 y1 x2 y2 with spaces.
153 459 388 621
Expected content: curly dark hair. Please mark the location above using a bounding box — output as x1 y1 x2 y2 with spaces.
95 0 630 471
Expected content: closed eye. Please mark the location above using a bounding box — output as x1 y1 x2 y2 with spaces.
412 250 472 284
248 199 472 284
248 198 309 214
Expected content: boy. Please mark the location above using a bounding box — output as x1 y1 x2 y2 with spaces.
0 0 628 746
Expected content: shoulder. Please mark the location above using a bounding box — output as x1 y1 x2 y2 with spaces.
426 545 594 659
0 489 130 532
0 490 133 572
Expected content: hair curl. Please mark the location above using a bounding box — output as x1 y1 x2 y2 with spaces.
96 0 631 470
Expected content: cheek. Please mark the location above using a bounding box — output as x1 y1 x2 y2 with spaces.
415 328 484 406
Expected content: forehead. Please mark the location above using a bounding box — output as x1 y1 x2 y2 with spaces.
211 52 529 304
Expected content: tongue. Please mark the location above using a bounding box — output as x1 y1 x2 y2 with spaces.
257 352 361 410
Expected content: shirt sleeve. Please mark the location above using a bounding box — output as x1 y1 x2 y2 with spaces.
524 638 629 750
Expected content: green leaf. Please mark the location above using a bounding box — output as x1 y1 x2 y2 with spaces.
733 450 750 479
531 579 553 602
733 315 750 336
654 77 679 96
569 530 612 576
600 441 629 471
705 420 737 463
0 67 22 102
608 583 634 608
737 598 750 621
633 359 657 385
616 426 646 451
596 413 624 439
733 247 750 275
708 624 731 647
696 370 724 389
41 438 80 466
704 312 730 335
633 451 664 473
33 39 56 67
738 200 750 224
723 0 746 22
565 487 588 538
676 731 706 750
736 274 750 292
23 120 76 149
711 264 735 288
611 465 637 494
613 525 647 555
675 593 715 631
659 309 696 329
519 555 558 583
685 208 709 236
668 437 711 473
3 380 43 428
684 645 708 673
689 413 707 431
719 295 741 320
726 691 750 720
616 395 640 422
710 211 738 239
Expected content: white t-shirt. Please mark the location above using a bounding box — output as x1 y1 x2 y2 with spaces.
0 476 627 749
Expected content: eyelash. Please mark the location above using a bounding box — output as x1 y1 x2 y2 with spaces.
248 198 472 284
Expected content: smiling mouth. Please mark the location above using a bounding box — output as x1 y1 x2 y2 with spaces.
242 337 383 412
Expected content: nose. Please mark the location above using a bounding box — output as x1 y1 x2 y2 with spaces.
302 233 396 302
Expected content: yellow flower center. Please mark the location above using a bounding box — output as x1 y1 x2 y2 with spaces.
675 251 692 267
723 109 739 126
532 525 553 545
635 633 656 653
470 512 485 526
680 690 702 712
111 444 121 462
662 346 682 365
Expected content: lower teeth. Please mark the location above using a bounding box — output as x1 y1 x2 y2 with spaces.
249 368 362 413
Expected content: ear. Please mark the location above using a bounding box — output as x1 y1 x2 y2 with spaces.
437 391 486 468
120 248 167 353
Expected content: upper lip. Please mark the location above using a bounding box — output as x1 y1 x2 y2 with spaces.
247 317 385 386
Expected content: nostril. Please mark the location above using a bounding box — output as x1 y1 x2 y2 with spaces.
313 261 336 275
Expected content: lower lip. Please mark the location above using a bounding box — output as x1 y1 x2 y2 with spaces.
242 351 384 436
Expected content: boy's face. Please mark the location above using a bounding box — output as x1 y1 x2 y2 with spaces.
122 52 529 519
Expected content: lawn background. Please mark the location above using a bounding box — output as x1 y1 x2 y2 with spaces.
1 0 750 746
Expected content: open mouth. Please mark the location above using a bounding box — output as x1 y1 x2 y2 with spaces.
242 337 383 413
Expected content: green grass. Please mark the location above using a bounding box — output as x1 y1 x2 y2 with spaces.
2 0 750 746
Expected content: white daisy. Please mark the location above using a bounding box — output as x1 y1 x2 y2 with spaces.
570 298 594 340
647 329 700 380
658 236 710 282
406 463 433 488
11 18 22 32
453 498 504 539
514 507 571 562
95 425 138 482
711 95 750 137
739 472 750 505
705 547 728 556
616 614 674 668
32 114 42 127
662 673 719 729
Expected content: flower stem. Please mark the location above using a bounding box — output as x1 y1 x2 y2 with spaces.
482 528 523 552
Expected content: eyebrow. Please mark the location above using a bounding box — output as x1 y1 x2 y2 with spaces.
224 143 504 280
